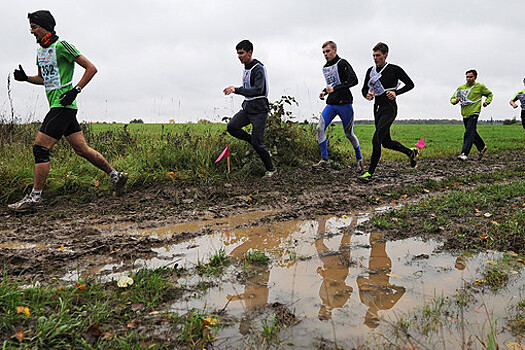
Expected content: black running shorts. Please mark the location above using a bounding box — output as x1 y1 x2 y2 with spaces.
39 107 81 140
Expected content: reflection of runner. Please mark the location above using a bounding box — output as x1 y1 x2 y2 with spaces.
356 232 405 328
450 69 492 161
8 10 127 212
315 218 354 320
359 42 417 183
223 40 276 178
316 41 363 172
509 77 525 129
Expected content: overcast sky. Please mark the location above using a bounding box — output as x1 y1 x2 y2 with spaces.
1 1 524 123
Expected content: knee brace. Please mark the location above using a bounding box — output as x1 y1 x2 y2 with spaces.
33 145 50 164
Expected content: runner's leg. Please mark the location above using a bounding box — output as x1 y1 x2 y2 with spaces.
227 110 251 143
317 105 338 160
338 104 362 159
66 131 114 173
461 115 479 156
33 132 59 191
521 110 525 130
379 103 411 157
248 112 274 171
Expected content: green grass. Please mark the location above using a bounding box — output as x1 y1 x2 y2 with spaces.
372 176 525 253
1 102 523 204
244 249 271 265
0 267 200 349
196 248 231 276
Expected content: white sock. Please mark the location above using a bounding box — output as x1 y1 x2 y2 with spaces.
109 170 118 180
31 189 42 200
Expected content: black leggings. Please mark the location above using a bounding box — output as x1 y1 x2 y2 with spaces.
227 109 274 171
522 110 525 129
368 102 412 175
461 115 485 155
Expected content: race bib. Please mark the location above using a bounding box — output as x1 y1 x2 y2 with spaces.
37 46 62 91
456 87 479 107
322 60 341 87
368 64 389 96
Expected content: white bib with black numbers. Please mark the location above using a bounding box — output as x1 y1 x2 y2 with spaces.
322 59 341 87
242 63 268 101
367 63 398 96
456 86 481 107
37 45 66 91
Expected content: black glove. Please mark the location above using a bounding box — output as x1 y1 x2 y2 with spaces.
59 87 80 106
14 65 28 81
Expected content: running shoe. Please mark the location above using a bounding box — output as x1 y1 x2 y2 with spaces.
7 194 42 212
113 172 128 196
358 171 373 183
457 153 467 161
356 158 364 173
313 159 329 168
478 146 487 160
409 148 419 168
263 169 277 178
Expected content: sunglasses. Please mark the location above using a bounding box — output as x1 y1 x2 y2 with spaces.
30 24 40 30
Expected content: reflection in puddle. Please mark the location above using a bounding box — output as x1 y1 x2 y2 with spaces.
69 212 525 348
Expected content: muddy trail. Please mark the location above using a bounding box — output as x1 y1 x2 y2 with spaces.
0 150 523 283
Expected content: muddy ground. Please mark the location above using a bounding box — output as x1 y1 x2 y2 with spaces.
1 150 524 283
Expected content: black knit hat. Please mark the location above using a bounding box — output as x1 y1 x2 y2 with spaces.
28 10 56 32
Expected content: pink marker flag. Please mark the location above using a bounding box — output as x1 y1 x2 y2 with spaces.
215 145 229 163
415 137 425 149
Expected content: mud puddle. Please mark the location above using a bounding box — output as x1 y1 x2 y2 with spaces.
66 212 524 348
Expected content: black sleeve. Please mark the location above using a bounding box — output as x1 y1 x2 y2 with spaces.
394 66 414 96
361 67 372 98
235 66 266 97
333 59 358 92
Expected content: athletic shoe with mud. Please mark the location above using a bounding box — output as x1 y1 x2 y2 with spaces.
409 148 419 168
113 172 128 196
356 158 364 173
7 194 42 212
263 169 277 178
313 159 329 168
478 146 487 160
358 171 373 183
457 153 467 161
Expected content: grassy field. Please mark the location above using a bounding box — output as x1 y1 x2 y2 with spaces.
0 115 523 203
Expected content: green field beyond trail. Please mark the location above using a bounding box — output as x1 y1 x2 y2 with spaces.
0 118 523 203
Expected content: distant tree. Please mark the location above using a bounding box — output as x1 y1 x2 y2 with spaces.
503 117 517 125
129 118 144 124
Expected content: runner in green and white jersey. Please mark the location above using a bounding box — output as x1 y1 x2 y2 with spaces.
450 69 492 161
509 78 525 129
8 10 127 212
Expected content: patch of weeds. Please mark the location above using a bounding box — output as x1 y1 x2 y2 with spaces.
260 315 283 346
478 252 524 291
244 249 270 265
196 248 230 276
173 309 220 348
507 298 525 337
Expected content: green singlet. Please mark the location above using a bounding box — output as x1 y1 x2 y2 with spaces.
36 40 81 109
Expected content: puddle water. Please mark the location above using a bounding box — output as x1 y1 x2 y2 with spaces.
96 210 277 239
69 212 525 348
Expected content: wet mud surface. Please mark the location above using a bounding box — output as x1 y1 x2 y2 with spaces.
0 149 524 283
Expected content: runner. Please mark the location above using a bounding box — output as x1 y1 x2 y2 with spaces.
359 42 417 183
450 69 492 161
509 77 525 129
223 40 276 178
8 10 127 212
316 41 363 172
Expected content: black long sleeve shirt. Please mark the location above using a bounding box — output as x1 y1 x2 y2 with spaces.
361 63 414 105
323 55 358 105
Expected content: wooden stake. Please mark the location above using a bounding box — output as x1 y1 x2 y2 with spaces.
227 156 231 174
